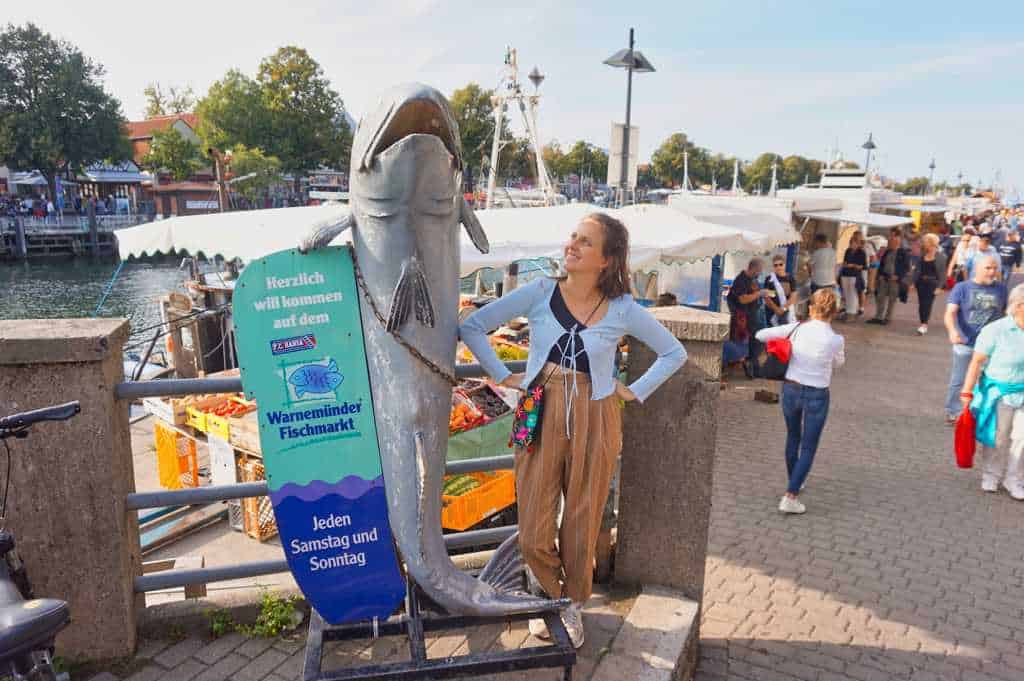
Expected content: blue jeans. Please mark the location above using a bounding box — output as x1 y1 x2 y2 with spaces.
945 344 974 418
781 382 830 494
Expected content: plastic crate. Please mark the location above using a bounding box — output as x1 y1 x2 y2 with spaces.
441 470 515 531
184 396 231 433
240 460 278 541
228 500 244 532
154 421 199 489
206 398 256 440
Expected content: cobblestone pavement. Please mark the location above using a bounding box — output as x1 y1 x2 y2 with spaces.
697 289 1024 681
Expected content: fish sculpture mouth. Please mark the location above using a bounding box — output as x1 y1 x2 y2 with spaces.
354 84 463 173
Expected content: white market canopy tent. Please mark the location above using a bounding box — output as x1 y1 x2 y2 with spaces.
795 209 912 229
461 199 800 276
116 198 800 277
116 203 352 262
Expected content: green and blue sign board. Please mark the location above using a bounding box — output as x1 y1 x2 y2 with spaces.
232 247 405 624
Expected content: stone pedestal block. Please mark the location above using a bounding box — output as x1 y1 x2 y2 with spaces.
0 319 139 660
616 306 728 602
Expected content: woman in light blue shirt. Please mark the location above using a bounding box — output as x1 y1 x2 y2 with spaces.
962 283 1024 500
460 212 686 648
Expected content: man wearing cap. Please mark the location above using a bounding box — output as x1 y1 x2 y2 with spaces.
966 233 1000 280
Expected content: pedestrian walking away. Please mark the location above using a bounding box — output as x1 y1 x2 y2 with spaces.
755 288 846 515
943 255 1007 424
807 233 837 295
914 233 948 335
868 227 910 325
960 283 1024 500
839 231 867 320
460 212 686 649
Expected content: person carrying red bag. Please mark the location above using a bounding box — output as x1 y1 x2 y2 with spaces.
960 283 1024 499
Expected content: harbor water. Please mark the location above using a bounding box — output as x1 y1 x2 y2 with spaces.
0 260 191 340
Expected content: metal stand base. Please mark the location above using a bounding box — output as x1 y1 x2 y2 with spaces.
302 577 575 680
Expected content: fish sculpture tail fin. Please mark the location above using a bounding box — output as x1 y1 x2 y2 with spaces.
387 257 435 332
460 196 489 254
477 531 530 595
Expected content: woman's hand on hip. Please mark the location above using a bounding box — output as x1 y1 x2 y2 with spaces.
615 380 637 402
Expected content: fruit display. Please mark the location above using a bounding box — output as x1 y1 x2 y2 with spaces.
449 397 485 435
209 396 255 418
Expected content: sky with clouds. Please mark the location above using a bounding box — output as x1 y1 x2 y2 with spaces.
8 0 1023 192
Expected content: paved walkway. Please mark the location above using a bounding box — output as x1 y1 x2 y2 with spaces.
697 288 1024 681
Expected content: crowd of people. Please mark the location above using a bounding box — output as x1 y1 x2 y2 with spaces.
723 206 1024 513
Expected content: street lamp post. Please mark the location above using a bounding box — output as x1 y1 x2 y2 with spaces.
861 133 876 177
604 28 655 207
927 158 936 196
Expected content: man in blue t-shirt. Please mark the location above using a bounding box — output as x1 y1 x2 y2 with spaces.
943 255 1008 422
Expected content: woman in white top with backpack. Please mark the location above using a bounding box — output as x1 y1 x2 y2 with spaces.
756 288 846 514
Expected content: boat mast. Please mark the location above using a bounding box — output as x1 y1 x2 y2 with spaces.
769 157 778 197
731 158 739 194
682 150 690 192
484 47 556 209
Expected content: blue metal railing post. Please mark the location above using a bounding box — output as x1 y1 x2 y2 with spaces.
708 255 724 312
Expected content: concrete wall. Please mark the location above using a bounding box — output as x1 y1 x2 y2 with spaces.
615 306 728 604
0 319 140 660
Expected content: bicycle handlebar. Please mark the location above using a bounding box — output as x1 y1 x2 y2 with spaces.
0 402 81 431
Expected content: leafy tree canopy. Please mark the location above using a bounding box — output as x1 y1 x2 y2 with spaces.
144 82 196 118
450 82 508 180
141 126 202 181
196 47 351 176
0 22 130 193
226 144 282 201
895 176 930 195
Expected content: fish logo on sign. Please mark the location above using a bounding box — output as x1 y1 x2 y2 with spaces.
287 359 343 400
271 334 317 356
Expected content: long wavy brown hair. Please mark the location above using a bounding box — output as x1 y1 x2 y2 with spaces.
581 212 631 299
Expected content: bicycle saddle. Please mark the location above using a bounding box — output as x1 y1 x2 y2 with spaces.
0 599 69 658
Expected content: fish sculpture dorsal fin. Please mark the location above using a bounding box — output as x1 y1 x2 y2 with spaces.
460 196 490 254
387 257 435 332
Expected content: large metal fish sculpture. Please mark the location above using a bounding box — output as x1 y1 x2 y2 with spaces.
299 83 557 616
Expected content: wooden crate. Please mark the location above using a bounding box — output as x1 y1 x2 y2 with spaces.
240 460 277 541
229 410 261 454
142 396 188 426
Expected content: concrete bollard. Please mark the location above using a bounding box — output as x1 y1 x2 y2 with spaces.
0 319 139 660
615 306 729 602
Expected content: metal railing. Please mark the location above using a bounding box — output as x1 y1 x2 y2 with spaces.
121 361 524 593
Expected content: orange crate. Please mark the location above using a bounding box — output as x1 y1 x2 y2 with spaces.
240 460 278 541
154 421 199 489
440 470 515 531
206 398 255 440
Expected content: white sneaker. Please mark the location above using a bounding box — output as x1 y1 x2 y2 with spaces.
1002 481 1024 500
528 617 550 639
560 602 585 649
982 477 1000 493
778 495 806 514
917 325 928 335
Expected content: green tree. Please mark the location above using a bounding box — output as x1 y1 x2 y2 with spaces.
650 133 692 187
895 176 930 195
0 23 130 198
780 155 822 189
562 141 608 185
257 46 351 175
141 127 202 181
195 70 269 153
144 82 196 118
542 141 569 179
500 137 535 182
196 48 350 178
450 83 508 184
743 153 781 193
226 144 282 201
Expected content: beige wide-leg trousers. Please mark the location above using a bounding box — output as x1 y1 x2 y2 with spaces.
514 363 623 603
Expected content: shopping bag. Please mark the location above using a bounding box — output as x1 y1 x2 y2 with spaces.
760 324 801 381
954 407 976 469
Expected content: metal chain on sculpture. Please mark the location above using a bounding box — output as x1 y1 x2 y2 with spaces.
349 245 460 387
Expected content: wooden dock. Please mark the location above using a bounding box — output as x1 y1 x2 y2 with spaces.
1 218 120 260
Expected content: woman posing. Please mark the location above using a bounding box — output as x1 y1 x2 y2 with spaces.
960 283 1024 500
755 289 846 514
460 213 686 648
839 232 867 321
913 233 948 335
